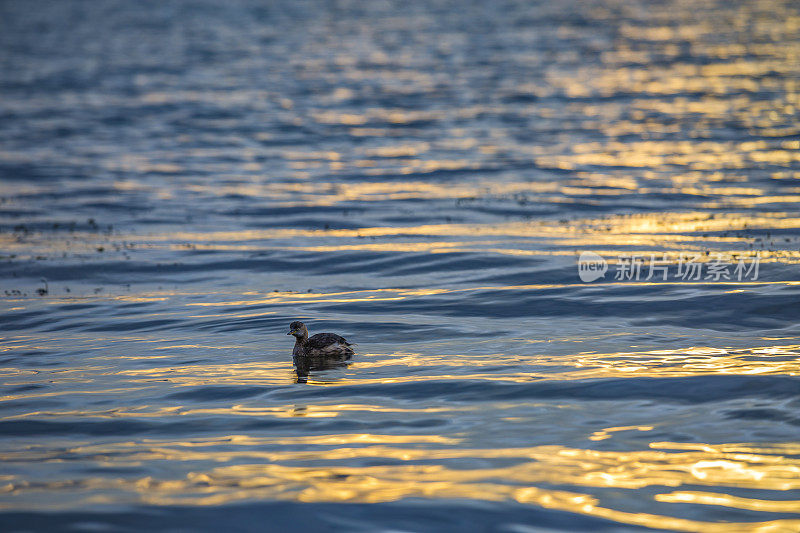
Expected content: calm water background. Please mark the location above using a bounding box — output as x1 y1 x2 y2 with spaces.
1 0 800 531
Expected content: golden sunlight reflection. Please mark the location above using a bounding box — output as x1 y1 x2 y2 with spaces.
2 344 798 408
589 426 655 442
122 212 800 242
3 1 800 532
3 439 799 532
39 343 789 394
7 208 800 267
656 491 800 513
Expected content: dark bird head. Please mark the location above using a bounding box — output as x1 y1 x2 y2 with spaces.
288 321 308 338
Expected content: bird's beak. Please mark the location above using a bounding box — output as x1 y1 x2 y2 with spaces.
287 330 295 336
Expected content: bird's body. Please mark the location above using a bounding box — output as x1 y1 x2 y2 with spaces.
288 321 354 358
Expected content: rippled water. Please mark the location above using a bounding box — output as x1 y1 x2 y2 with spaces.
1 0 800 531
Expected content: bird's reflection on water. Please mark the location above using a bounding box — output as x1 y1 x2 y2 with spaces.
293 354 353 384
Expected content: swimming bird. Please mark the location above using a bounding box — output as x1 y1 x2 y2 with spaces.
287 321 355 358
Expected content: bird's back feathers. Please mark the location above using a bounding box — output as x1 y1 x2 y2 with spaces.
306 333 351 349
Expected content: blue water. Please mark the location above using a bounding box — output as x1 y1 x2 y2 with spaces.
1 0 800 531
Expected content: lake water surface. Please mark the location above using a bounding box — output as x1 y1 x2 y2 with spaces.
1 0 800 531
